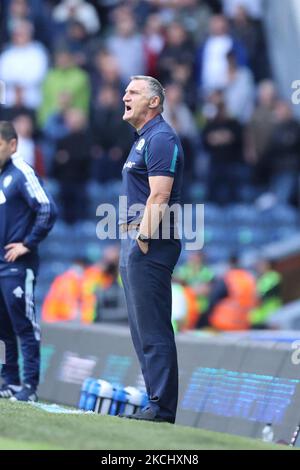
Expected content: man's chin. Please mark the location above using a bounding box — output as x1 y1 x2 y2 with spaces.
123 113 134 125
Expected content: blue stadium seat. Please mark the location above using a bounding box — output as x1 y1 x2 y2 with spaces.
272 226 299 242
204 226 235 246
236 226 268 247
40 240 78 261
104 180 122 199
187 182 206 203
47 220 71 241
43 178 60 200
256 204 299 228
87 180 122 206
86 181 105 199
203 245 232 264
71 221 99 247
268 204 299 226
83 242 104 262
40 260 70 278
204 203 224 225
224 204 258 226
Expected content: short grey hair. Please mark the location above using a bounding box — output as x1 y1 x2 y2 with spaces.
131 75 165 112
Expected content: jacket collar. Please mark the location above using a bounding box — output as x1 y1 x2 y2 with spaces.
0 157 13 174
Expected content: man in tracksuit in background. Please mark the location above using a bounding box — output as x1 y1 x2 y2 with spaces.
0 121 57 402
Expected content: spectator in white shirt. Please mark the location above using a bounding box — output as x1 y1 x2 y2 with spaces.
197 15 248 94
224 50 255 123
12 113 45 176
0 19 48 109
52 0 101 35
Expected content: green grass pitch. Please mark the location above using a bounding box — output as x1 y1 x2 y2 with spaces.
0 401 292 450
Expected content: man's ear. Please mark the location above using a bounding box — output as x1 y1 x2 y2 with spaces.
149 96 159 109
10 138 18 154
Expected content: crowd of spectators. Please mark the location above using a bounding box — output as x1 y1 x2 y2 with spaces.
0 0 289 331
42 245 124 324
0 0 299 225
41 245 282 333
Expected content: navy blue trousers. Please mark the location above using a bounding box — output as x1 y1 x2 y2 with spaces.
0 270 40 389
120 230 181 422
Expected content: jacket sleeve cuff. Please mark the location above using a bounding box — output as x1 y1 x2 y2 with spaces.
23 238 34 251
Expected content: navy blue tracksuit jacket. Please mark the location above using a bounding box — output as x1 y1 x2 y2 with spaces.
0 156 57 388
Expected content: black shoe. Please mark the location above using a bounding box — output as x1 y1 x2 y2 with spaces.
119 407 174 424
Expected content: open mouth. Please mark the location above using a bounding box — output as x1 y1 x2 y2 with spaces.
125 105 132 112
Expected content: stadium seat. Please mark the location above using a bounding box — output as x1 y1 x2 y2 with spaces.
83 242 104 262
203 245 232 264
256 205 299 228
47 220 71 241
40 260 70 278
43 178 60 200
268 204 299 226
86 181 107 201
236 226 268 247
272 226 299 242
204 204 224 225
224 204 258 226
40 241 78 261
187 182 207 203
72 220 97 240
204 226 235 246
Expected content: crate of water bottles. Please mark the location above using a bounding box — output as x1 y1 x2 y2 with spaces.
78 377 148 416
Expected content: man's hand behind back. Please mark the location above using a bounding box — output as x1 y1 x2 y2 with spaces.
4 243 30 263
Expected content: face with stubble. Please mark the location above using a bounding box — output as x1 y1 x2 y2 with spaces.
122 79 159 130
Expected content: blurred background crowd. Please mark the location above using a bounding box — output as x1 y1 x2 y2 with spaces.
0 0 299 332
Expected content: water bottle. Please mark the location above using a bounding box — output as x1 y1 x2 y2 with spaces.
94 380 114 415
78 377 95 410
123 387 143 415
262 423 274 443
109 386 128 416
85 379 100 412
290 424 300 447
